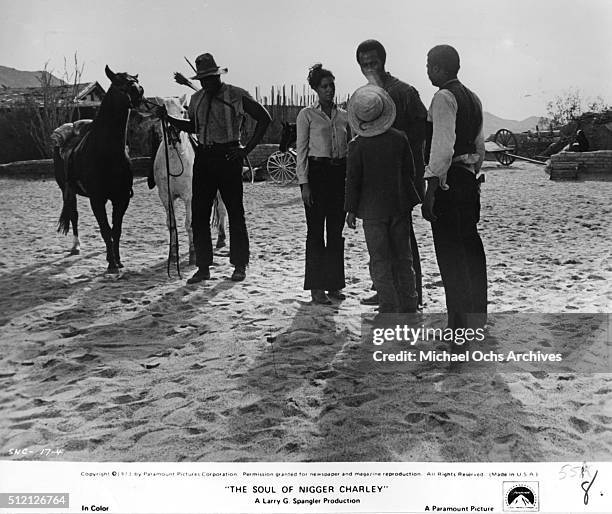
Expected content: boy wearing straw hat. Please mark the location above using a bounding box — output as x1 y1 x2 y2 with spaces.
345 85 421 314
356 40 427 309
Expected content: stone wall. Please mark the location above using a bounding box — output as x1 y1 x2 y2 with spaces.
0 159 55 177
547 150 612 179
0 149 279 179
566 112 612 151
0 156 152 178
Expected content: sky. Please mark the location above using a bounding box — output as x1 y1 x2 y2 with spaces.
2 0 611 120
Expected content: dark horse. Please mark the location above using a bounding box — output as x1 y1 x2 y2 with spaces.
279 122 297 152
54 66 144 273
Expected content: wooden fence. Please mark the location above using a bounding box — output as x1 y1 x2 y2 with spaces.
249 84 350 145
0 85 350 163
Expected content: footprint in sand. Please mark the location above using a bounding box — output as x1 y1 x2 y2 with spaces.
313 369 338 380
75 401 99 412
195 409 219 422
414 400 435 407
342 393 378 408
404 412 427 423
112 394 139 404
161 391 187 400
494 433 518 444
185 427 206 435
93 368 118 379
282 442 301 453
74 353 98 363
593 415 612 424
10 421 34 430
568 416 591 434
282 401 306 418
148 350 172 358
64 439 89 451
306 397 320 408
521 424 547 434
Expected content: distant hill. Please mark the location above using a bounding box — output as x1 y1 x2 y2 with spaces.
484 112 549 139
0 65 65 89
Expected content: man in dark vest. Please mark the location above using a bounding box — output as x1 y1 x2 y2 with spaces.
421 45 487 335
355 39 427 309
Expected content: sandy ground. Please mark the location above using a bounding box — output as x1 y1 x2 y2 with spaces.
0 161 610 462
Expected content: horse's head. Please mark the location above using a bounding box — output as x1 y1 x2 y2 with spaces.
162 96 188 119
105 65 144 108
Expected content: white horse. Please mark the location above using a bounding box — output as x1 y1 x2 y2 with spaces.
150 96 226 264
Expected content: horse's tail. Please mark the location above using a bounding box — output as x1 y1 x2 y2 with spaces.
211 195 220 229
57 184 76 235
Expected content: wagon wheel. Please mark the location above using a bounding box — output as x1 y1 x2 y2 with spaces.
267 151 297 184
494 128 518 166
287 149 298 182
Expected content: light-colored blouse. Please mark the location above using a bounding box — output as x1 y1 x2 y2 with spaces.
295 102 349 185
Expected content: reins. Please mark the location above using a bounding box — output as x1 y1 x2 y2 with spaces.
140 98 187 178
140 97 182 279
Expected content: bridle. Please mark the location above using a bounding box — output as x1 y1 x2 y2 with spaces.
114 78 144 109
140 96 187 279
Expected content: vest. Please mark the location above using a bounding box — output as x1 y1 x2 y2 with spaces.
440 79 482 157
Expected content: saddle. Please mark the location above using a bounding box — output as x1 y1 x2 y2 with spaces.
51 120 94 193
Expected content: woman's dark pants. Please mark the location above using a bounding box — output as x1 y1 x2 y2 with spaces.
303 159 346 291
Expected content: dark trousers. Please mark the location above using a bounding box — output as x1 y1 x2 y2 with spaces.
303 160 346 291
432 165 487 329
192 146 249 268
363 214 418 313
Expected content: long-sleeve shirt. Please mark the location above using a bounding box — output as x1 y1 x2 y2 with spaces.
424 88 485 190
383 73 428 198
345 128 421 219
295 102 349 185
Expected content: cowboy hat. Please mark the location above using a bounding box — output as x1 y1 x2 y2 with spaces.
347 84 396 137
190 53 228 79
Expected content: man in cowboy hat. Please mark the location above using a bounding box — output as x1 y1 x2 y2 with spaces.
345 84 421 314
421 45 487 334
355 39 427 309
162 53 271 283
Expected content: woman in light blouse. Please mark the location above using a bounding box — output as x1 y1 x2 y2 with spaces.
296 63 349 305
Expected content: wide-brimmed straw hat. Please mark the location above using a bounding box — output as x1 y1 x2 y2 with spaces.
348 84 396 137
191 53 228 79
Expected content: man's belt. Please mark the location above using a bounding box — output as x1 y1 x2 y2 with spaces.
309 156 346 166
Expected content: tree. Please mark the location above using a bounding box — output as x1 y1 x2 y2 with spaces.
20 54 84 157
586 95 610 113
546 87 582 127
546 87 610 128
